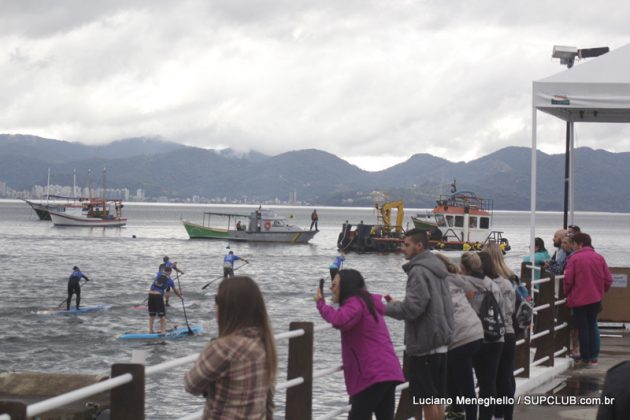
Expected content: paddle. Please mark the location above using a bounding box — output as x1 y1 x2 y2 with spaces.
175 271 194 336
56 279 89 309
201 261 249 290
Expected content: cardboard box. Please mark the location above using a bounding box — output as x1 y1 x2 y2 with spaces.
600 267 630 322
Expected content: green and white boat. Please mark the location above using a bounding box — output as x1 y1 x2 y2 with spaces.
182 208 318 243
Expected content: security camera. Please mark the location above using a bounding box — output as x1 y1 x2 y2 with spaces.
552 46 578 68
552 45 609 68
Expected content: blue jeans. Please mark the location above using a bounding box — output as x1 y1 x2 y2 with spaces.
572 302 600 362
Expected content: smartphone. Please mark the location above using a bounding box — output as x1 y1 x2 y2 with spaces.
319 278 325 294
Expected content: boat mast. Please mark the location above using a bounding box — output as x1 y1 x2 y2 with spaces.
73 169 77 198
88 169 92 199
102 167 107 199
46 167 51 202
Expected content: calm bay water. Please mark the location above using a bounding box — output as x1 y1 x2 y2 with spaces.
1 200 628 419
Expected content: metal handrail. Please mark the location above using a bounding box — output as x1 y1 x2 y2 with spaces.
275 328 305 340
531 356 550 367
27 373 132 417
313 365 343 379
276 377 304 391
531 329 550 341
531 277 551 285
146 354 199 375
533 303 550 312
554 322 568 331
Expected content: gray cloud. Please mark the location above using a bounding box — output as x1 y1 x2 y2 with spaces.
1 0 630 169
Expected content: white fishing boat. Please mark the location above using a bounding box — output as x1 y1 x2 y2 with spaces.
24 196 85 221
49 199 127 227
182 207 317 243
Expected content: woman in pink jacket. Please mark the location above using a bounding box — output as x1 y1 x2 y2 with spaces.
316 269 404 420
563 233 612 365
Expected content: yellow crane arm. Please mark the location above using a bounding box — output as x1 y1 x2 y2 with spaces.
380 200 404 232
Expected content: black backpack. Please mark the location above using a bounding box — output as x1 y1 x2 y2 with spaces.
154 274 168 289
512 283 533 335
476 290 506 342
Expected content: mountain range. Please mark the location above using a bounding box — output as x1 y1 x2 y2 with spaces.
1 133 629 211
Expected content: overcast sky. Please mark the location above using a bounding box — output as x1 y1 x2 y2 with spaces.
2 1 630 170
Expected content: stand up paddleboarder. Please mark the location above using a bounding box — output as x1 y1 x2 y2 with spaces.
148 266 183 334
223 251 248 278
159 256 184 307
67 266 89 310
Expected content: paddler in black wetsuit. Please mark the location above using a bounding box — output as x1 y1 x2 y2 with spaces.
67 266 89 310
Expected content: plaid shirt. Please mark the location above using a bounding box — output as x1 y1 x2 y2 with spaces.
184 327 274 419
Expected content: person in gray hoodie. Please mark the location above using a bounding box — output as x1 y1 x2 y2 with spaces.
385 229 454 420
436 254 483 420
459 252 505 420
481 245 518 420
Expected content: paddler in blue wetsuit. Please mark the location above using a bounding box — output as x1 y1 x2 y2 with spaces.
223 251 248 278
148 266 183 334
329 255 345 280
159 256 184 307
67 266 89 310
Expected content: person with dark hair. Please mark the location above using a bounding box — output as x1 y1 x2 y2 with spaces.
316 269 403 420
329 254 346 280
310 209 319 231
384 228 454 420
148 266 182 334
223 250 248 278
568 225 581 236
159 256 184 307
67 266 89 310
564 233 612 367
523 237 550 280
185 276 277 419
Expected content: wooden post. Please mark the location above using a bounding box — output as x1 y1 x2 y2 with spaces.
534 273 555 367
285 322 313 420
110 363 145 420
514 262 532 378
557 278 572 353
0 401 26 420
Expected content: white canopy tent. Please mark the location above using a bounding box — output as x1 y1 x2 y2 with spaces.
530 43 630 252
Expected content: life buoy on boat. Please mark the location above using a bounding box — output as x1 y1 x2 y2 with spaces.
264 221 272 230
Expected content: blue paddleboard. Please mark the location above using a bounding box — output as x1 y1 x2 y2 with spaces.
117 324 203 340
37 304 113 315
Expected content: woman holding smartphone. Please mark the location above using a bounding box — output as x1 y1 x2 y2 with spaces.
315 269 404 420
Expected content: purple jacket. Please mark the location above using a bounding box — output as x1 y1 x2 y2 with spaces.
564 247 612 308
317 294 404 396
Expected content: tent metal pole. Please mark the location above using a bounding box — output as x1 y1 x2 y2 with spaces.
563 119 570 229
569 121 575 224
529 105 538 265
